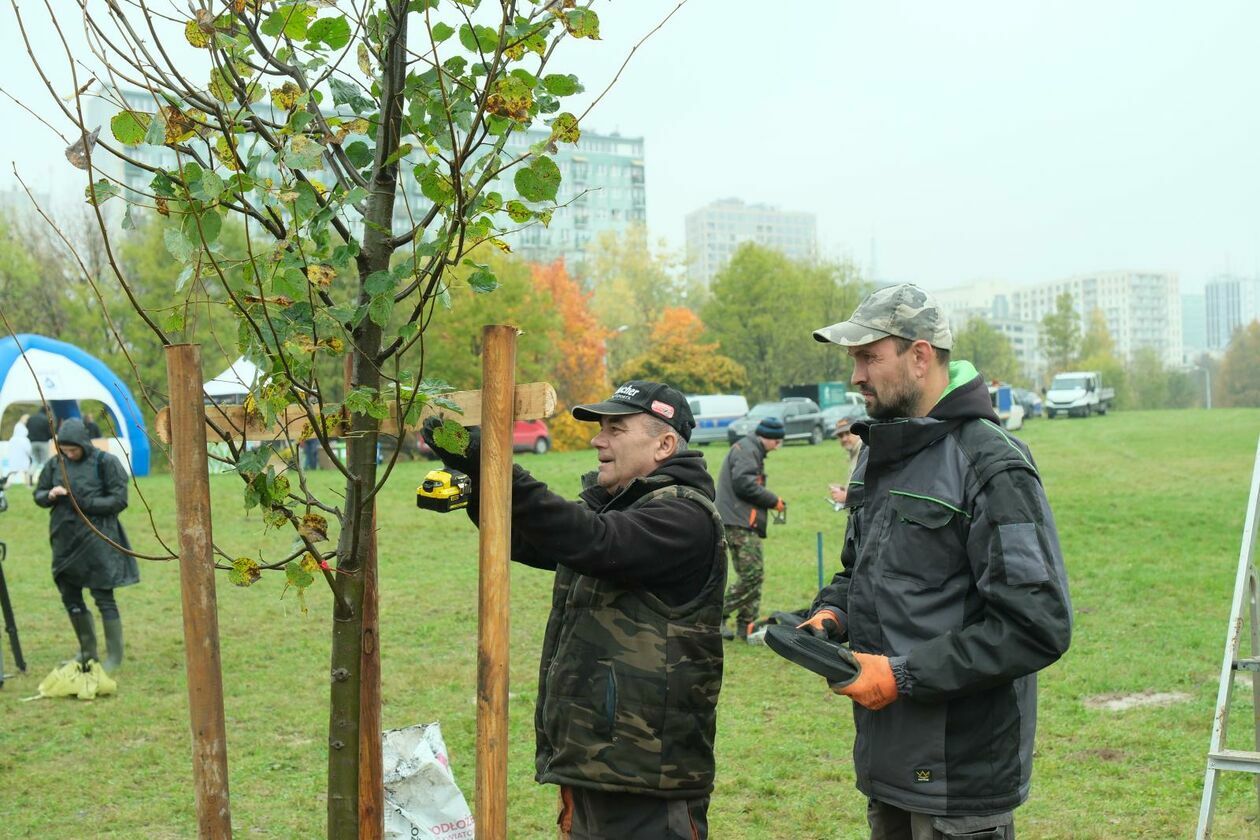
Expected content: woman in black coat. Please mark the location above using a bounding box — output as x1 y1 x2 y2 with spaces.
33 418 138 671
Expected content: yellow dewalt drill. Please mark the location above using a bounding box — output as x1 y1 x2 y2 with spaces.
416 468 472 513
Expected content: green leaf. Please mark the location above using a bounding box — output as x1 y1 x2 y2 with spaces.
513 155 561 202
563 9 600 40
368 293 394 327
542 74 582 96
85 179 119 206
383 142 412 166
161 308 186 333
363 270 395 295
229 557 262 587
431 21 454 42
261 3 315 40
143 110 168 146
110 110 150 146
433 419 469 455
308 15 351 49
286 134 325 169
182 209 222 245
419 168 453 205
284 559 314 589
346 386 390 420
458 23 498 53
192 170 224 202
329 77 372 113
467 265 498 294
164 225 195 262
344 140 372 168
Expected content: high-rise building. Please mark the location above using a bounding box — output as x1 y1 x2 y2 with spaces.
1008 271 1182 367
1204 275 1260 350
501 128 645 268
685 198 817 285
1181 293 1207 361
933 283 1043 384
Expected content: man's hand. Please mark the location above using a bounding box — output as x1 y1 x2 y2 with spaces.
774 497 786 512
835 652 897 710
421 417 481 476
797 608 844 641
48 485 68 500
828 484 847 504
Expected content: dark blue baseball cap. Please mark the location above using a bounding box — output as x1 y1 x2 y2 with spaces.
572 380 696 441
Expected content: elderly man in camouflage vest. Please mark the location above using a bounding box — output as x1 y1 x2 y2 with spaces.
800 284 1072 840
424 380 727 840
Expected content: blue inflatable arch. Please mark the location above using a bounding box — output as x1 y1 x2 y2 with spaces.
0 334 150 476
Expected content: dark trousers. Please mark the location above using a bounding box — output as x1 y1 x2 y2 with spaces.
867 799 1014 840
558 786 708 840
57 579 118 620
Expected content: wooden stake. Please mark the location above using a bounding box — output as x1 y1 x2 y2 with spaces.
358 507 383 839
165 344 233 840
476 325 517 840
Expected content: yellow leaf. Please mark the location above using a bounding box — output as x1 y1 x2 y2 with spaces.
305 264 336 287
271 81 301 112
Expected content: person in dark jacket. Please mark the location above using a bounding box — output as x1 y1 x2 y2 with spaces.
34 418 138 672
800 284 1072 840
424 381 726 840
715 417 786 640
26 407 53 474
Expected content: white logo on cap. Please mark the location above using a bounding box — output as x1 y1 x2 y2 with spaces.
614 385 640 397
650 400 675 419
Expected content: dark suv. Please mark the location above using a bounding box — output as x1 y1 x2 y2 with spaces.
726 398 826 445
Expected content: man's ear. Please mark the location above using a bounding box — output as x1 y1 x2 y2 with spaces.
911 340 936 378
656 431 679 462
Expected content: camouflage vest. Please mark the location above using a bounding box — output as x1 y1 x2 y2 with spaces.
533 482 728 798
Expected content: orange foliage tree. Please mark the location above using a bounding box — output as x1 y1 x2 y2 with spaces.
531 259 612 451
616 307 748 395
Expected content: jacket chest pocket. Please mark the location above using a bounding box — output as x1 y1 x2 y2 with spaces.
879 491 966 587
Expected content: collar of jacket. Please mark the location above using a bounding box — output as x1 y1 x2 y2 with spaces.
577 450 714 511
851 361 999 469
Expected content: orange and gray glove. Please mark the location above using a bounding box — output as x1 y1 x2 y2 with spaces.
835 652 898 710
797 608 844 641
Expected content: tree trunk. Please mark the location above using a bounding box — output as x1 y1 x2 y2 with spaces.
326 0 407 834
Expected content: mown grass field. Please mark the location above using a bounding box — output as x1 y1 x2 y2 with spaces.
1 408 1259 838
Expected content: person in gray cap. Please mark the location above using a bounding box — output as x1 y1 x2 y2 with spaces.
715 416 786 641
422 380 726 839
799 283 1072 840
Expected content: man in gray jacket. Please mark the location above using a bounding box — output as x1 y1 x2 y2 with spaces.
716 417 786 641
801 284 1072 840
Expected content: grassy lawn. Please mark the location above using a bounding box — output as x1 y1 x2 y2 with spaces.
1 408 1259 838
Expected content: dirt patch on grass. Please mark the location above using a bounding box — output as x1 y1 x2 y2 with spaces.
1083 690 1192 712
1069 748 1126 762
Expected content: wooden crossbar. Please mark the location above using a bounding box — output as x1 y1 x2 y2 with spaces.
153 381 556 444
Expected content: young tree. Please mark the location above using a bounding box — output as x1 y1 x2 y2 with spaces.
951 315 1018 384
1040 292 1081 373
1218 321 1260 407
616 306 747 395
14 1 611 834
1074 308 1128 408
1127 346 1169 409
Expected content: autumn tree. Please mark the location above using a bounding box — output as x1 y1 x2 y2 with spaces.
616 306 747 395
530 257 609 451
1040 292 1081 373
703 243 865 402
1218 321 1260 407
951 315 1018 384
584 224 690 371
13 0 611 834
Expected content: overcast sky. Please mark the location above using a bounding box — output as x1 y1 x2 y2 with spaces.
2 0 1256 294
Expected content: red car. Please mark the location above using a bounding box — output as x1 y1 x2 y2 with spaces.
417 419 551 457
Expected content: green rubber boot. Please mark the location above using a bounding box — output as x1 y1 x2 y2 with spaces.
102 617 124 672
68 611 98 665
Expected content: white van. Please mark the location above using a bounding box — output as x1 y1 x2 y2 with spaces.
686 394 750 445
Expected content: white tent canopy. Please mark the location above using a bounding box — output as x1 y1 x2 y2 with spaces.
203 357 264 400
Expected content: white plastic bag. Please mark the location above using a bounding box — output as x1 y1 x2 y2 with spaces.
383 722 475 840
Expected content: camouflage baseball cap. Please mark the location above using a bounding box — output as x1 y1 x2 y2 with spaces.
812 283 953 350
